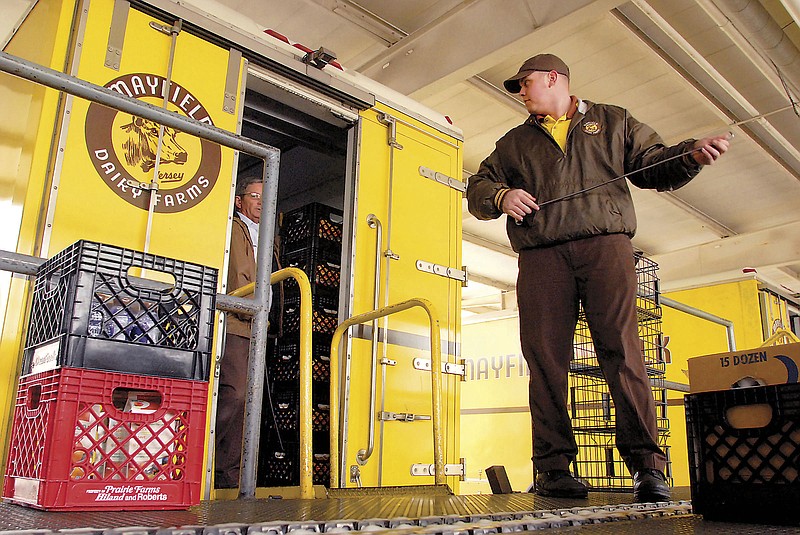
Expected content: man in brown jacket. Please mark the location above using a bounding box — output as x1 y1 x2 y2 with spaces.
467 54 729 501
215 174 262 489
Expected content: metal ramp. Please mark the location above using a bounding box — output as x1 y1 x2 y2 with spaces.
1 488 796 534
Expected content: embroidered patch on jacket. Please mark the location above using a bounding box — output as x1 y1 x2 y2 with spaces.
582 121 602 135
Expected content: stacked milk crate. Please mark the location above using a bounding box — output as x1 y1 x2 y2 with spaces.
2 241 217 510
258 203 343 487
686 337 800 524
568 254 670 490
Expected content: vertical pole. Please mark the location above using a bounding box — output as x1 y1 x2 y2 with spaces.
239 151 280 498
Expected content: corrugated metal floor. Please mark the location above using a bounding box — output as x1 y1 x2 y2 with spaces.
0 487 797 533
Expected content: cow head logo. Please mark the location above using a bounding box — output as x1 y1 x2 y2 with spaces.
85 73 221 213
119 117 188 172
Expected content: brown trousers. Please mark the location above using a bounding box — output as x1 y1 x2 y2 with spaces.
516 233 666 474
214 333 250 488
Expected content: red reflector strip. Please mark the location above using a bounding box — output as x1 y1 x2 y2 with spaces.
264 29 289 43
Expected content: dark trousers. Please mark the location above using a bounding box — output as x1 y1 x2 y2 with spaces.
214 333 250 488
516 233 666 474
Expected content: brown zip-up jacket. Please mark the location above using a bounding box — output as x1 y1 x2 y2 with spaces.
226 214 256 338
466 100 702 252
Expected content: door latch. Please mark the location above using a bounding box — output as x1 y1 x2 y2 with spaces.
379 411 431 422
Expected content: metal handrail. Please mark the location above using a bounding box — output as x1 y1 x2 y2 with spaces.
357 214 383 467
329 298 445 488
229 267 313 499
661 296 737 351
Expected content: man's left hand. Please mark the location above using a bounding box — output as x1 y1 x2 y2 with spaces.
692 134 731 166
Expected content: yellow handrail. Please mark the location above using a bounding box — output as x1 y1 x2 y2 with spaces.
229 267 314 499
329 298 445 488
761 328 800 346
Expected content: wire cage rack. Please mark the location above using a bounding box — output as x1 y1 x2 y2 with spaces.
567 254 670 491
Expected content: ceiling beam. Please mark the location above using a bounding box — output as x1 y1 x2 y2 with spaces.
468 272 516 292
463 231 516 258
616 0 800 180
353 0 619 98
651 220 800 294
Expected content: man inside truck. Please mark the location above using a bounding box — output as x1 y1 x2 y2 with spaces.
466 54 729 502
215 173 262 489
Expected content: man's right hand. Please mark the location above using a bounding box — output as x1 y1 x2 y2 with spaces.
502 188 539 222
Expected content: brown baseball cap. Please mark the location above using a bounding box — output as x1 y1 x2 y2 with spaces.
503 54 570 93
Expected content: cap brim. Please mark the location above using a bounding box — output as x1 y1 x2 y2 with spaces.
503 70 532 93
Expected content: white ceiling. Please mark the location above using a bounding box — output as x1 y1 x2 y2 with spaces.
191 0 800 317
7 0 800 318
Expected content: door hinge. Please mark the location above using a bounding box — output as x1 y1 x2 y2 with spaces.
412 358 465 379
418 166 466 193
378 112 404 150
411 458 466 480
379 411 430 422
416 260 468 285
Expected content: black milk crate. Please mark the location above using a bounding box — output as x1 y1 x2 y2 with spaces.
269 389 330 433
281 289 339 336
283 285 339 311
686 383 800 525
281 243 342 291
22 241 217 381
280 203 343 255
269 334 332 383
257 443 330 487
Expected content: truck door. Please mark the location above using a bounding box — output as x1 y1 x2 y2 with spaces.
340 103 463 489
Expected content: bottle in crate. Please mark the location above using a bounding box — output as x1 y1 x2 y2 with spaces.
257 423 331 488
686 383 800 525
281 243 342 292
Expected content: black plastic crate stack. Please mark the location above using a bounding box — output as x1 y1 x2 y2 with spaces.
3 240 217 510
258 203 343 487
568 254 669 490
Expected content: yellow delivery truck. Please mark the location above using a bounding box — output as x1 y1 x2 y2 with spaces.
0 0 463 498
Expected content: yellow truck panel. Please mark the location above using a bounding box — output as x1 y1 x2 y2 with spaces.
1 0 244 495
661 279 767 487
45 0 243 266
460 317 532 493
342 105 462 489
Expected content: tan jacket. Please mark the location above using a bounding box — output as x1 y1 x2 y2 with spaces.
226 214 256 337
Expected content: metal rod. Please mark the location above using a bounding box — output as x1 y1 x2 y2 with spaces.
0 251 42 276
0 51 274 158
330 298 445 488
143 19 182 255
357 214 383 468
0 50 281 498
662 379 689 393
239 154 281 498
660 295 736 351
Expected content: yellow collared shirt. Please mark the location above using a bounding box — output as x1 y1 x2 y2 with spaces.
540 113 571 152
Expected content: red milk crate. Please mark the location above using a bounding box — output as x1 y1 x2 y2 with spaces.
2 367 208 510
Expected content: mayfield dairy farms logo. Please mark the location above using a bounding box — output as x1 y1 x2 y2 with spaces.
85 73 221 212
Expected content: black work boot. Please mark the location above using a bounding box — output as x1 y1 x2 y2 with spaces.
632 468 671 503
534 470 588 498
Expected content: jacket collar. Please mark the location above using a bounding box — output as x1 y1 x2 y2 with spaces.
525 97 589 126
